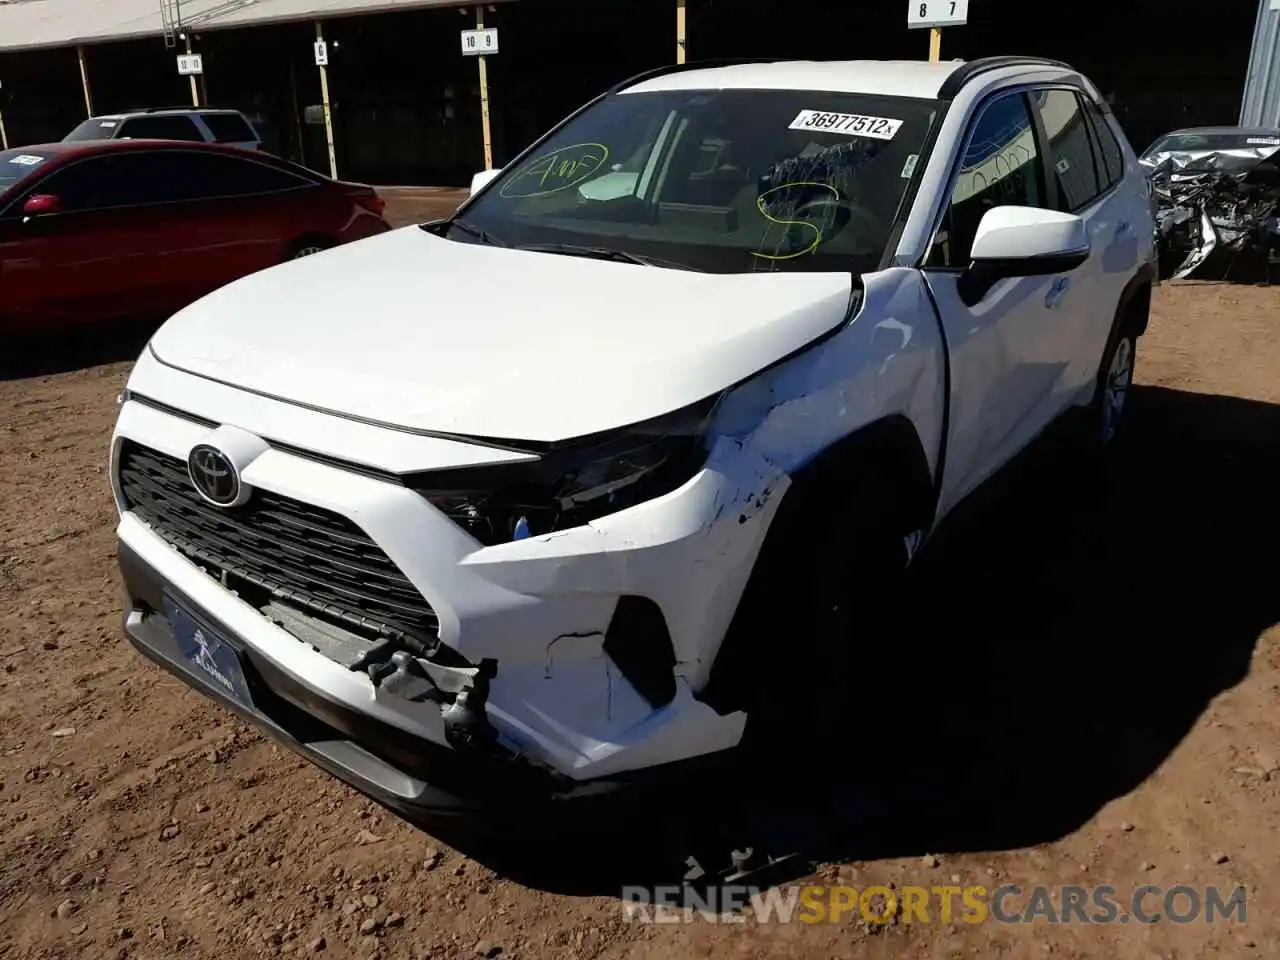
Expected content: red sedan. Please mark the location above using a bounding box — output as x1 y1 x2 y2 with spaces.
0 139 390 334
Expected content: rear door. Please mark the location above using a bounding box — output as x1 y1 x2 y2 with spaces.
1027 87 1143 411
142 149 323 299
0 152 177 328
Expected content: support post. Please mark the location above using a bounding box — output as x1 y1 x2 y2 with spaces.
928 27 941 62
476 7 493 170
289 60 306 166
185 35 200 106
0 108 8 150
676 0 687 64
77 45 94 116
316 21 339 179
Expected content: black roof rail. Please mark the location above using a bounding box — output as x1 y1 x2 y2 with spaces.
609 55 1076 101
937 55 1075 99
138 105 239 114
607 57 796 94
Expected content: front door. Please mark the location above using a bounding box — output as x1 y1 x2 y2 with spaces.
143 149 322 301
921 90 1079 519
0 155 174 329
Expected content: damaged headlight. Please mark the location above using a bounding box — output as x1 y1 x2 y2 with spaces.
410 396 721 546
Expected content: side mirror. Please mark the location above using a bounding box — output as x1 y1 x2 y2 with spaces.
959 206 1090 306
469 168 502 197
23 193 63 217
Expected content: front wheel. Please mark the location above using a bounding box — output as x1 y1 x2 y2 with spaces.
706 481 909 763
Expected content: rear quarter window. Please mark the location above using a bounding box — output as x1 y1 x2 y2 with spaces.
201 112 258 143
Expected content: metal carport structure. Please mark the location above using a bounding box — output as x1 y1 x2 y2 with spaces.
0 0 522 173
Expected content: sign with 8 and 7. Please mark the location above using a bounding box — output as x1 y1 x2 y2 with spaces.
907 0 969 28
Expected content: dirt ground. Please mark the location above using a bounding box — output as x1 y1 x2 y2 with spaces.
1 192 1278 960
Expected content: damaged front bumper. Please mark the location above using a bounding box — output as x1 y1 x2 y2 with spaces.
118 539 737 827
110 385 768 818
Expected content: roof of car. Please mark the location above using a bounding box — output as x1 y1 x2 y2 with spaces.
10 139 270 160
87 108 244 120
4 142 95 158
620 57 1073 101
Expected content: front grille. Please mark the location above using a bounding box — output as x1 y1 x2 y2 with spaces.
117 441 439 646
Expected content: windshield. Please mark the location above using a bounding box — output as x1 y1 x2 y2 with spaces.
1144 132 1280 157
63 118 122 142
453 88 940 274
0 148 56 194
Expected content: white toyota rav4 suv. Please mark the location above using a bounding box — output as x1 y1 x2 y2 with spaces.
111 56 1156 828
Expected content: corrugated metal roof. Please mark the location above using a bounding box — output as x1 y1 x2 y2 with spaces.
0 0 514 53
1240 0 1280 126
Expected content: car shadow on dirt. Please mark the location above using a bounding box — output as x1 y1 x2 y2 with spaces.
432 384 1280 895
0 319 160 380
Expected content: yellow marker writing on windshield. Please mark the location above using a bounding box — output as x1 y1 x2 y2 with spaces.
499 143 611 199
751 181 840 261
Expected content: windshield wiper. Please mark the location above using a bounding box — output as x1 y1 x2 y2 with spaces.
517 242 697 270
437 218 508 247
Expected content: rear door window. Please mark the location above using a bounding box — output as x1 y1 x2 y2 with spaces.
200 112 258 143
116 115 205 142
1079 96 1125 188
156 151 315 200
1029 88 1103 213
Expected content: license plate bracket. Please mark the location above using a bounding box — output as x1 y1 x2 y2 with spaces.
163 595 254 708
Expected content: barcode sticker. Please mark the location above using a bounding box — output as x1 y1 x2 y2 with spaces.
788 110 903 140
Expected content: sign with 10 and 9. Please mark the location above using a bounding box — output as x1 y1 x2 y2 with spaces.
907 0 969 28
460 27 499 56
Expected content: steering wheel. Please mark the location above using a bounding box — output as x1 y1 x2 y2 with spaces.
791 195 878 248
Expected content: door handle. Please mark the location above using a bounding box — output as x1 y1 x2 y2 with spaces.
1045 276 1070 309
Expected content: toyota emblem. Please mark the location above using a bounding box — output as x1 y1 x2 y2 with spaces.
187 444 240 507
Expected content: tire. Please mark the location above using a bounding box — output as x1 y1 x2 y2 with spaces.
705 471 910 765
1087 326 1138 452
286 237 334 261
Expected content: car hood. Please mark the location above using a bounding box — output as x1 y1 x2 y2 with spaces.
148 226 855 443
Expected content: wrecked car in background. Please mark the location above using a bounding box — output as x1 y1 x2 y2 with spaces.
1139 126 1280 281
